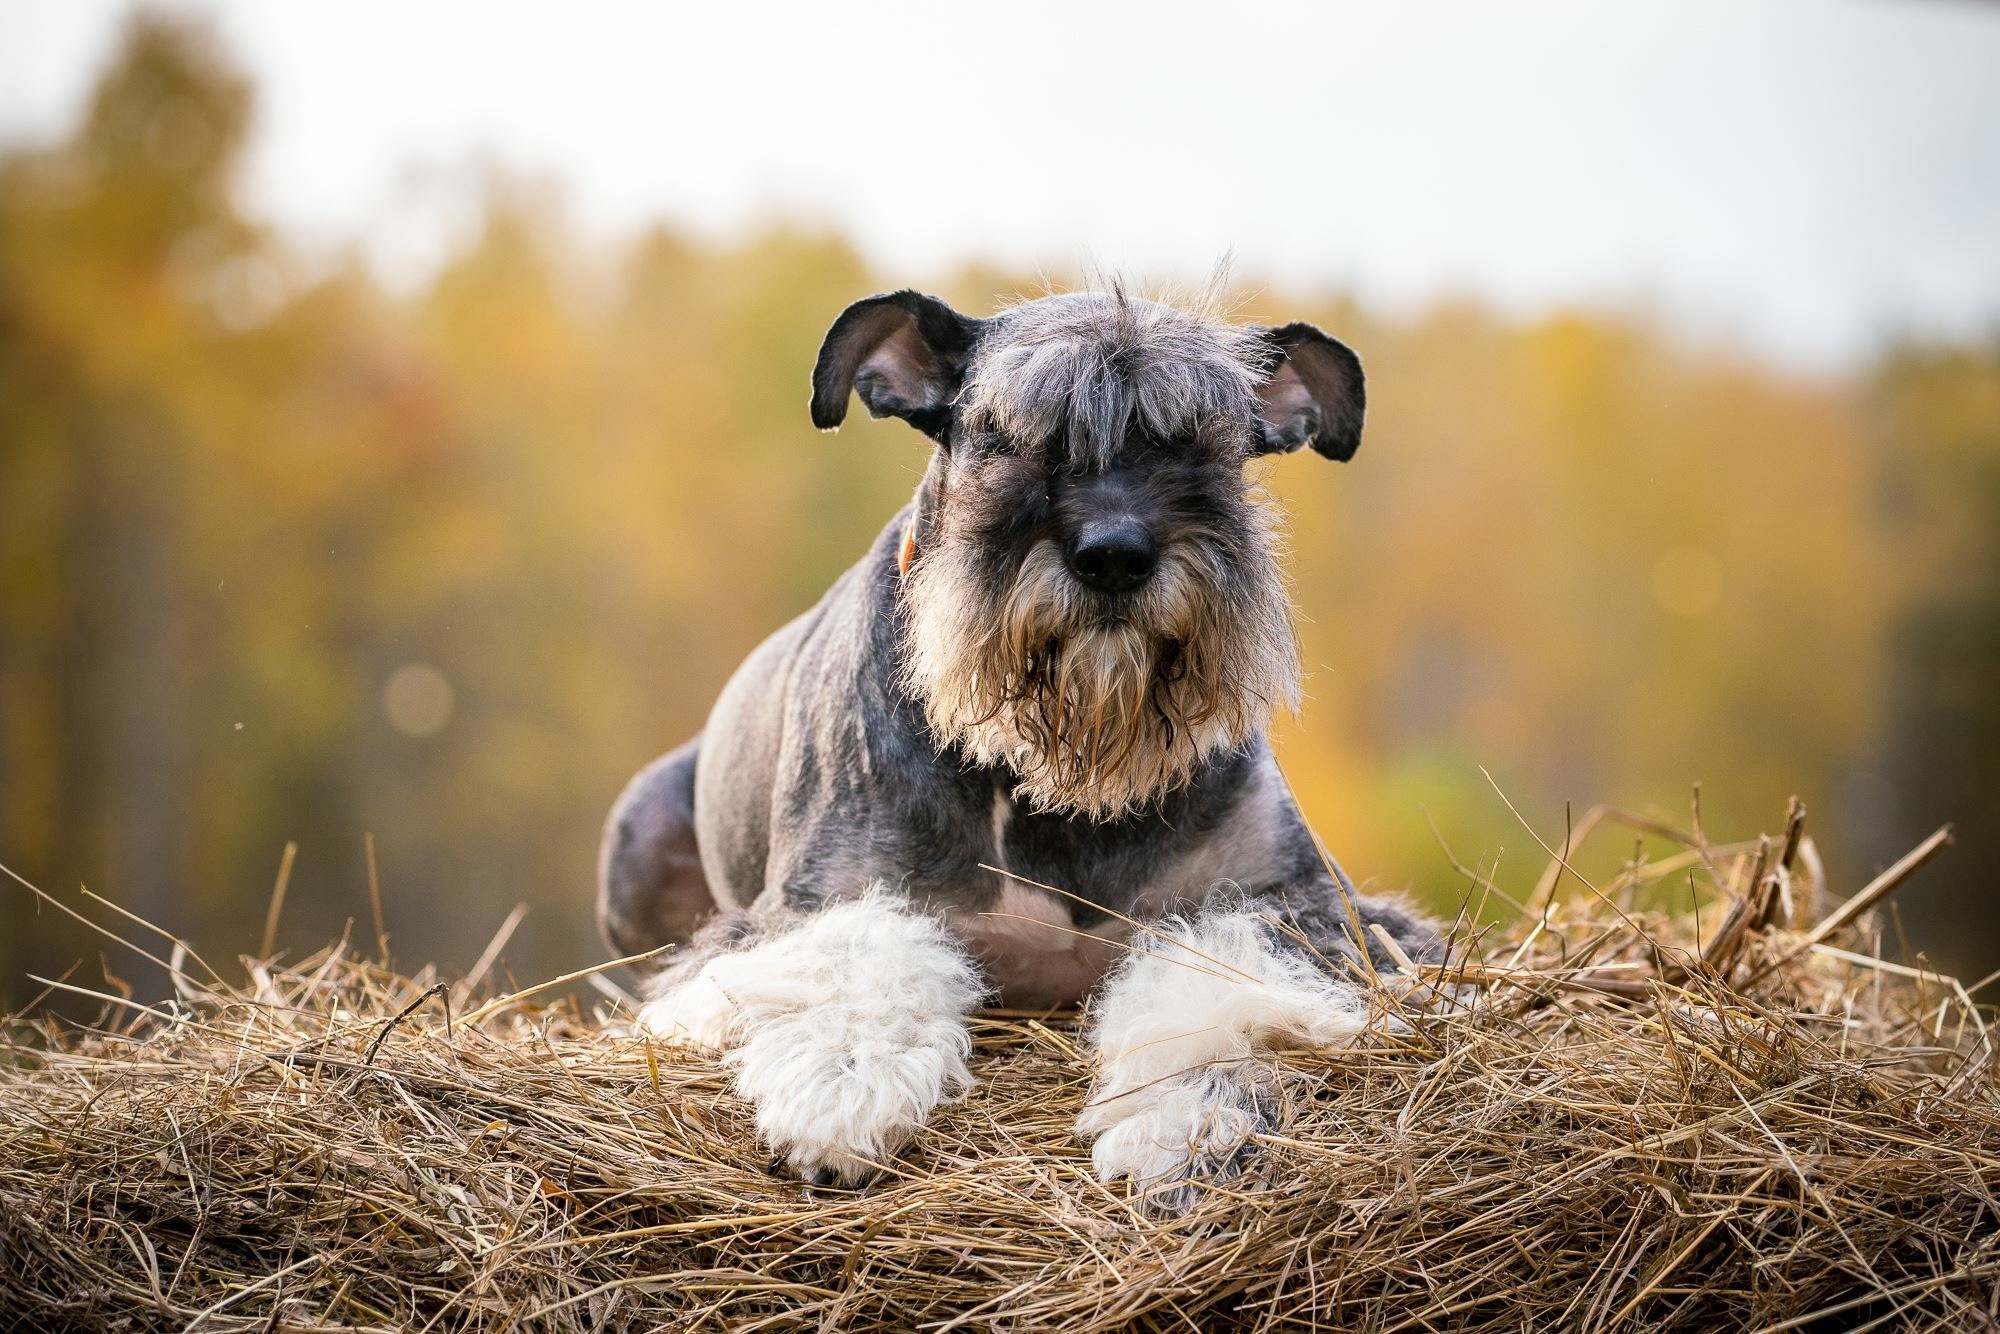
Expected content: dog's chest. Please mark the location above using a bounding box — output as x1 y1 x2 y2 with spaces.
951 786 1231 1008
952 881 1129 1010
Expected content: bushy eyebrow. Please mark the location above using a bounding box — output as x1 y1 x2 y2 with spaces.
958 291 1263 471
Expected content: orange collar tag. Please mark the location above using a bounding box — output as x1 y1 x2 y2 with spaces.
897 521 917 576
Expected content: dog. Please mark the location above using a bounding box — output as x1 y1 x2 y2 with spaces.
598 284 1445 1213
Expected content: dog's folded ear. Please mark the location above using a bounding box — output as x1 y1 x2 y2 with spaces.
1251 323 1366 461
810 291 981 442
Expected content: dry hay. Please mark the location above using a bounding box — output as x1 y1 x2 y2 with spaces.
3 799 1998 1332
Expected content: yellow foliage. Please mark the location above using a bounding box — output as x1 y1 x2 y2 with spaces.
1 16 1995 990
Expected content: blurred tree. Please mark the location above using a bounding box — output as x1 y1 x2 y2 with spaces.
1 13 255 957
0 13 1990 999
1865 339 2000 976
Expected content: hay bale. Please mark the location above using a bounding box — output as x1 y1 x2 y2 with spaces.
3 808 1997 1331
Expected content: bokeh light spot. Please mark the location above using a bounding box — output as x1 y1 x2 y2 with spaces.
383 662 454 738
208 254 286 331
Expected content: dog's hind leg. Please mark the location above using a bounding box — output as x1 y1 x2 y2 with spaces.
598 735 716 957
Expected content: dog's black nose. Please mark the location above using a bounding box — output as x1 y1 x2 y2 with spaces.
1068 519 1157 594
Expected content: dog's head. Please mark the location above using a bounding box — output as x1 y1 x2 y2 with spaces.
810 285 1365 820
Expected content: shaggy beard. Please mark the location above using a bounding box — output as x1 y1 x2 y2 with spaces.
901 523 1300 820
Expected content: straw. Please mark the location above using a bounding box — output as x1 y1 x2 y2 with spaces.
3 799 1995 1331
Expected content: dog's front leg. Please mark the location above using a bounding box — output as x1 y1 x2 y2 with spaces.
1077 907 1375 1215
637 888 984 1185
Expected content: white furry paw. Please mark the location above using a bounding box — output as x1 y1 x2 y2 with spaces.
1087 1067 1273 1215
1078 908 1374 1214
734 1008 971 1185
634 891 984 1186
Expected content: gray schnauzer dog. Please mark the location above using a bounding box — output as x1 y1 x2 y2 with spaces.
599 284 1443 1212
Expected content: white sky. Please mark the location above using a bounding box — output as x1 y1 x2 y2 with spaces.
4 0 1998 367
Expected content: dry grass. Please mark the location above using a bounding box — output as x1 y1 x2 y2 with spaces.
3 798 1998 1332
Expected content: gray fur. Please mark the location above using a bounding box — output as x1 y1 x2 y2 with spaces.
599 285 1434 1007
598 736 711 957
961 288 1266 469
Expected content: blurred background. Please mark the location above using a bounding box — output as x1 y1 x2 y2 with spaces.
3 2 1997 1002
